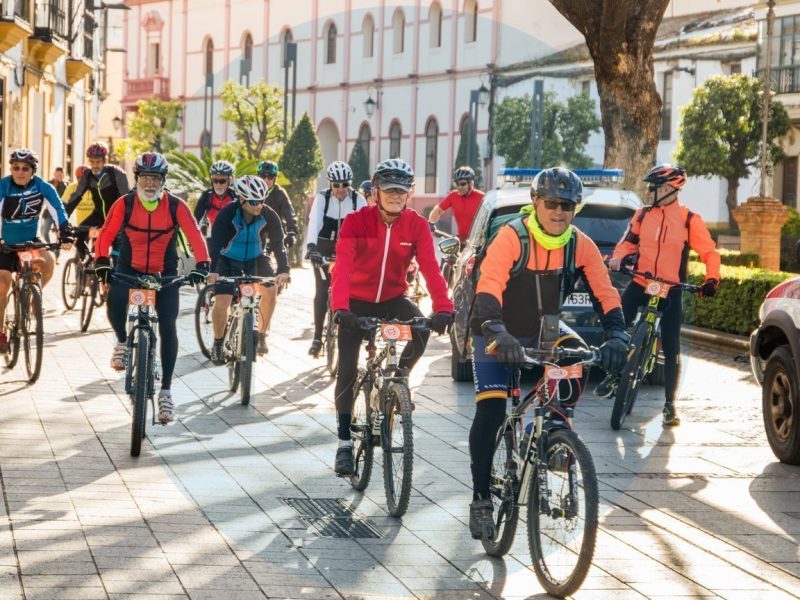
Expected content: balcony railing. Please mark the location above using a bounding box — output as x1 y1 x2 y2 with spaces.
124 77 171 104
758 65 800 95
1 0 31 21
33 0 66 40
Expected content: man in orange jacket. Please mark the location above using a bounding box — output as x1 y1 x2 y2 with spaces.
600 164 721 427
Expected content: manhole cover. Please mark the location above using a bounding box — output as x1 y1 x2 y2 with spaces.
281 498 383 539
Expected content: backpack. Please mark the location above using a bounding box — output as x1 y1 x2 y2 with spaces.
323 188 359 214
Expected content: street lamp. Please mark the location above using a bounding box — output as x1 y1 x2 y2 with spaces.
364 93 378 117
759 0 776 197
283 42 298 142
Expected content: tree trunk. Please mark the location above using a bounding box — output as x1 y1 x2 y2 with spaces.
549 1 670 197
726 176 740 232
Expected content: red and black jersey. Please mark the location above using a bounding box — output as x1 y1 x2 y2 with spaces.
194 188 236 226
96 191 209 275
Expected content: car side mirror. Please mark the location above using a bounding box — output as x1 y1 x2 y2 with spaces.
439 238 460 256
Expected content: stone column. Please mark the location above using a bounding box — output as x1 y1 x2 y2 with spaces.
732 196 789 271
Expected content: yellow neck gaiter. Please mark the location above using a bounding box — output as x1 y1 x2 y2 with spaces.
139 197 160 212
520 204 572 250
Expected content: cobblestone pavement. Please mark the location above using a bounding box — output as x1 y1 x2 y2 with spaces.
0 261 798 600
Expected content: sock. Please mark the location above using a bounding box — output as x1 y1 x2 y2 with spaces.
338 439 353 448
337 413 352 441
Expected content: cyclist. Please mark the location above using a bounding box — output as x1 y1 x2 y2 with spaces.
65 142 130 259
305 161 367 357
467 167 630 541
600 164 721 427
0 149 72 353
428 166 485 243
207 175 290 362
330 158 454 475
62 165 92 225
359 180 374 206
194 160 237 242
93 152 209 425
41 167 66 244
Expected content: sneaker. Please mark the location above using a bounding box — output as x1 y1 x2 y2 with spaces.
210 339 225 365
662 402 681 427
334 445 354 475
157 390 175 425
110 342 127 371
257 333 268 356
0 332 9 354
469 497 495 540
309 339 323 357
593 374 618 398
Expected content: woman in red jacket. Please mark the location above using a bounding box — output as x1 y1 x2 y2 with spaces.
330 159 454 476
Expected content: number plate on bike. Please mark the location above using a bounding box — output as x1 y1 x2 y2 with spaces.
88 228 100 239
128 289 156 307
645 280 670 298
239 284 256 298
380 323 412 341
545 364 583 380
16 250 39 265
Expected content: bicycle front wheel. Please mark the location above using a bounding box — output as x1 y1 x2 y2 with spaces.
79 276 97 332
611 321 651 430
227 319 240 392
349 370 375 491
382 382 414 517
61 257 80 310
482 424 519 557
325 313 338 377
194 285 216 360
528 429 598 598
3 288 19 369
239 312 254 406
22 285 44 383
130 331 150 457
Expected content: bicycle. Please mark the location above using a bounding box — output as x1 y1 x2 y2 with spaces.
216 275 275 406
309 253 338 375
114 272 188 457
1 241 61 383
432 228 460 288
483 343 601 598
62 226 106 331
610 268 701 431
348 316 431 517
194 283 216 360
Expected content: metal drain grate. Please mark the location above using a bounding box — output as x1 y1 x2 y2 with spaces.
281 498 383 539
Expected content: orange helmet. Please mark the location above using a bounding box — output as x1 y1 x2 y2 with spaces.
643 164 686 190
75 164 89 179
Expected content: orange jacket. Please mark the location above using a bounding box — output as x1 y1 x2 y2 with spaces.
613 201 720 287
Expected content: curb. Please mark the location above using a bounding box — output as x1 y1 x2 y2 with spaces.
681 324 749 357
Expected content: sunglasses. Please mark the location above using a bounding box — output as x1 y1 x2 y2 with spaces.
212 178 228 185
455 181 470 187
263 174 276 180
542 199 576 212
138 175 163 185
648 183 673 192
244 200 264 206
331 182 350 189
11 165 33 172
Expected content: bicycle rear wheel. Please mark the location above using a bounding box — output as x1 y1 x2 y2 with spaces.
227 318 240 392
130 331 149 457
349 370 375 491
528 429 598 598
22 286 44 383
79 276 97 332
239 312 254 406
611 322 651 430
382 382 414 517
61 257 80 310
194 285 215 359
325 311 338 377
3 288 19 369
482 424 520 557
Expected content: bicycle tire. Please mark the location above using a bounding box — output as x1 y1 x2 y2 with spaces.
79 276 97 332
528 429 598 598
611 322 651 430
240 312 254 406
482 425 520 557
194 285 215 360
441 261 453 288
227 317 240 392
61 257 80 311
22 285 44 383
382 382 414 517
325 314 338 376
94 281 106 308
349 370 375 491
130 331 149 457
3 288 19 369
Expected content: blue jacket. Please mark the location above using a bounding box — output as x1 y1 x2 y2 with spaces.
0 175 68 244
210 202 289 273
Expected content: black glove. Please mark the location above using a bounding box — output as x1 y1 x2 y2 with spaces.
620 253 638 271
189 261 209 286
700 278 719 298
428 221 436 233
599 331 630 375
284 232 296 248
429 312 453 335
58 221 75 244
93 256 112 284
334 309 359 331
481 320 524 370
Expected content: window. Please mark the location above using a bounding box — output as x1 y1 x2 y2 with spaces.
146 41 160 77
464 0 478 43
729 61 742 75
425 118 438 194
241 33 253 84
393 8 405 54
581 80 590 96
389 121 402 158
358 123 371 167
363 14 374 58
281 28 293 67
325 21 337 64
660 71 673 141
65 105 74 177
429 2 442 48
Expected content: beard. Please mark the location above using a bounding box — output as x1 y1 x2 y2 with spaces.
137 182 162 202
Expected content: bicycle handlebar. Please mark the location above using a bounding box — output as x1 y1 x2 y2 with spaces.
522 346 600 367
214 275 276 287
432 228 458 241
0 241 63 253
618 266 702 294
110 272 188 290
357 316 432 332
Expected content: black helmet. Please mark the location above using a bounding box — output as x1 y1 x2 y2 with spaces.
258 160 279 177
134 152 169 178
372 158 415 191
9 148 39 172
359 180 372 194
210 160 235 177
453 166 475 181
531 167 583 204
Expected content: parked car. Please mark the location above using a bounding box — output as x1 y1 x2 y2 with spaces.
449 168 645 382
749 277 800 464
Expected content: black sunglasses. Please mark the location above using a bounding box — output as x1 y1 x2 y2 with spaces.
331 182 350 189
455 181 470 187
211 178 228 184
542 199 576 212
244 200 263 206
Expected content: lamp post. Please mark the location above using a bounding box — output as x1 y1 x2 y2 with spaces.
759 0 776 197
467 84 489 169
283 42 298 142
364 88 378 117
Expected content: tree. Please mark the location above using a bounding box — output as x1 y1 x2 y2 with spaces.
166 147 265 196
454 119 484 188
549 1 671 194
280 113 325 266
348 140 370 185
674 74 790 230
220 81 284 161
124 97 183 156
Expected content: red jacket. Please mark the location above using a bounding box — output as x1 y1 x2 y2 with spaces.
331 205 454 313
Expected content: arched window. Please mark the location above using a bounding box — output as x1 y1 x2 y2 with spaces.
281 28 294 67
325 21 337 64
429 2 442 48
358 123 371 167
363 14 375 58
393 8 405 54
241 33 253 84
389 121 402 158
204 38 214 77
464 0 478 43
425 118 439 193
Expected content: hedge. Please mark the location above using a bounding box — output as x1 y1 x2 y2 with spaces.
682 261 795 336
688 248 759 268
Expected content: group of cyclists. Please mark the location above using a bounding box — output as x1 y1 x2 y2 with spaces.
0 141 721 543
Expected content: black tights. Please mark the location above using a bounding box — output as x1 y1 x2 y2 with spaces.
312 264 330 340
469 398 506 500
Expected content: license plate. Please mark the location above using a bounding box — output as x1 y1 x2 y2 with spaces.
380 323 412 341
563 292 591 307
239 284 256 298
645 280 671 299
17 249 40 266
545 364 583 380
128 289 156 307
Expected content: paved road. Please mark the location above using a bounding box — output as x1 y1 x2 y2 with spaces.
0 262 798 600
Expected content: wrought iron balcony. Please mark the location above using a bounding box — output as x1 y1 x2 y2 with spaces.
1 0 32 22
758 65 800 95
32 0 66 42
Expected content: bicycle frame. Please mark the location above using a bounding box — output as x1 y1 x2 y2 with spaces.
124 301 159 402
223 282 262 361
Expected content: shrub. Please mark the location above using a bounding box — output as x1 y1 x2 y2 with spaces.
689 248 759 268
782 206 800 237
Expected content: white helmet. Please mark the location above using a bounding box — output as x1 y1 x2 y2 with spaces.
326 161 353 183
231 175 268 203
